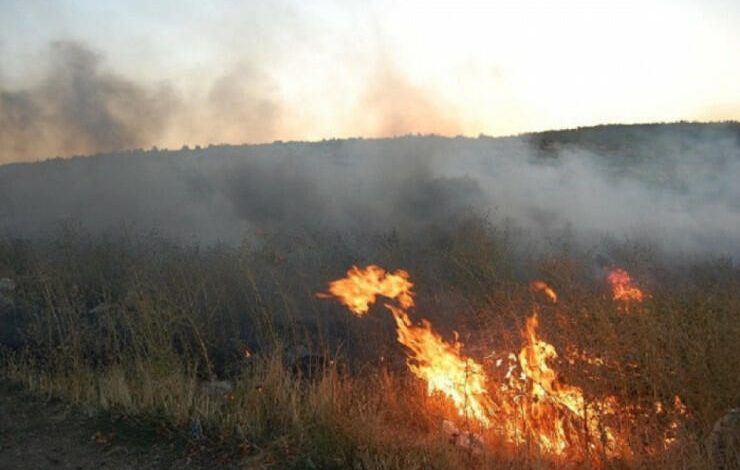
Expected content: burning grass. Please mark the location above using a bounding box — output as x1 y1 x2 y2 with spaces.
318 266 691 465
606 268 647 310
0 224 738 468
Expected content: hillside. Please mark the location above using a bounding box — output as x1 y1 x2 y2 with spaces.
1 122 739 260
1 122 739 468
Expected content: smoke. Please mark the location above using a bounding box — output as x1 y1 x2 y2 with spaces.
0 41 738 260
357 66 462 137
0 41 176 161
0 41 466 163
0 123 738 262
178 62 284 146
224 142 484 236
0 41 290 162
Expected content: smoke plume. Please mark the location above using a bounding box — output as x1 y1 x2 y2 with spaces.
0 41 292 162
0 41 175 161
0 123 738 262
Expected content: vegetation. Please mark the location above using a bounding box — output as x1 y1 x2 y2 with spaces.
1 218 738 468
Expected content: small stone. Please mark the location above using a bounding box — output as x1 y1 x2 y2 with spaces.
442 419 484 455
189 417 204 440
199 380 234 399
0 278 15 293
706 408 740 470
0 278 15 308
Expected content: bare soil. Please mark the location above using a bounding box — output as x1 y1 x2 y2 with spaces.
0 384 234 470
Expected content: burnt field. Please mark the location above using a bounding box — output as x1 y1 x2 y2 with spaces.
1 123 739 468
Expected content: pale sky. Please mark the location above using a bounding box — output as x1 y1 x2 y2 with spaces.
1 0 738 159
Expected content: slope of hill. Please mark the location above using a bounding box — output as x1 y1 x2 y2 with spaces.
1 123 739 468
1 122 738 259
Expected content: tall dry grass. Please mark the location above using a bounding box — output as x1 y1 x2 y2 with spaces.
0 220 737 468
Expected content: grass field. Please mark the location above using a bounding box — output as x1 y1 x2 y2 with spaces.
1 219 738 468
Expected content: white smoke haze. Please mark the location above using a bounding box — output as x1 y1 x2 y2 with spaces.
1 123 738 262
0 42 177 161
1 38 738 263
0 41 467 163
0 41 293 162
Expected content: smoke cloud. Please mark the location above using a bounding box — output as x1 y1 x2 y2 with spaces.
0 123 738 262
179 62 285 147
0 41 176 161
357 66 462 137
0 41 293 162
0 41 466 163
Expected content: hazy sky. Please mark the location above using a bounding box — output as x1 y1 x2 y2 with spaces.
1 0 738 160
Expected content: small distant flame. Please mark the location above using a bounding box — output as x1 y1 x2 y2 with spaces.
531 281 558 303
656 395 688 447
607 268 645 304
244 348 252 359
565 345 606 366
317 265 413 316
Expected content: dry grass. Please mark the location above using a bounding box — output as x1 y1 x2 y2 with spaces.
0 222 738 468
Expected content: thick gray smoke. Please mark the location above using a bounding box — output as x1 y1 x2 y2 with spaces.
0 41 291 162
0 123 738 261
0 41 462 163
0 41 176 161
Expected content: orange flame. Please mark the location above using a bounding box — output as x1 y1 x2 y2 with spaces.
320 265 684 463
607 268 645 304
317 265 413 316
386 304 493 427
318 265 492 426
502 312 626 459
565 345 606 367
531 280 558 303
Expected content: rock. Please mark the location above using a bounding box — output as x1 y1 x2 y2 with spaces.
442 419 484 455
199 380 234 400
0 278 25 350
290 354 339 379
189 417 204 440
88 303 113 316
0 278 15 293
0 278 15 307
91 431 115 448
706 409 740 470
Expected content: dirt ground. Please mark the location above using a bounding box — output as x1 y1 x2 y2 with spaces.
0 384 237 470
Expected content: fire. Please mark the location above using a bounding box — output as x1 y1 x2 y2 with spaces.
565 345 606 366
531 280 558 303
607 268 645 304
318 265 493 426
520 313 587 419
319 265 683 463
316 265 413 316
501 311 625 458
386 304 493 427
